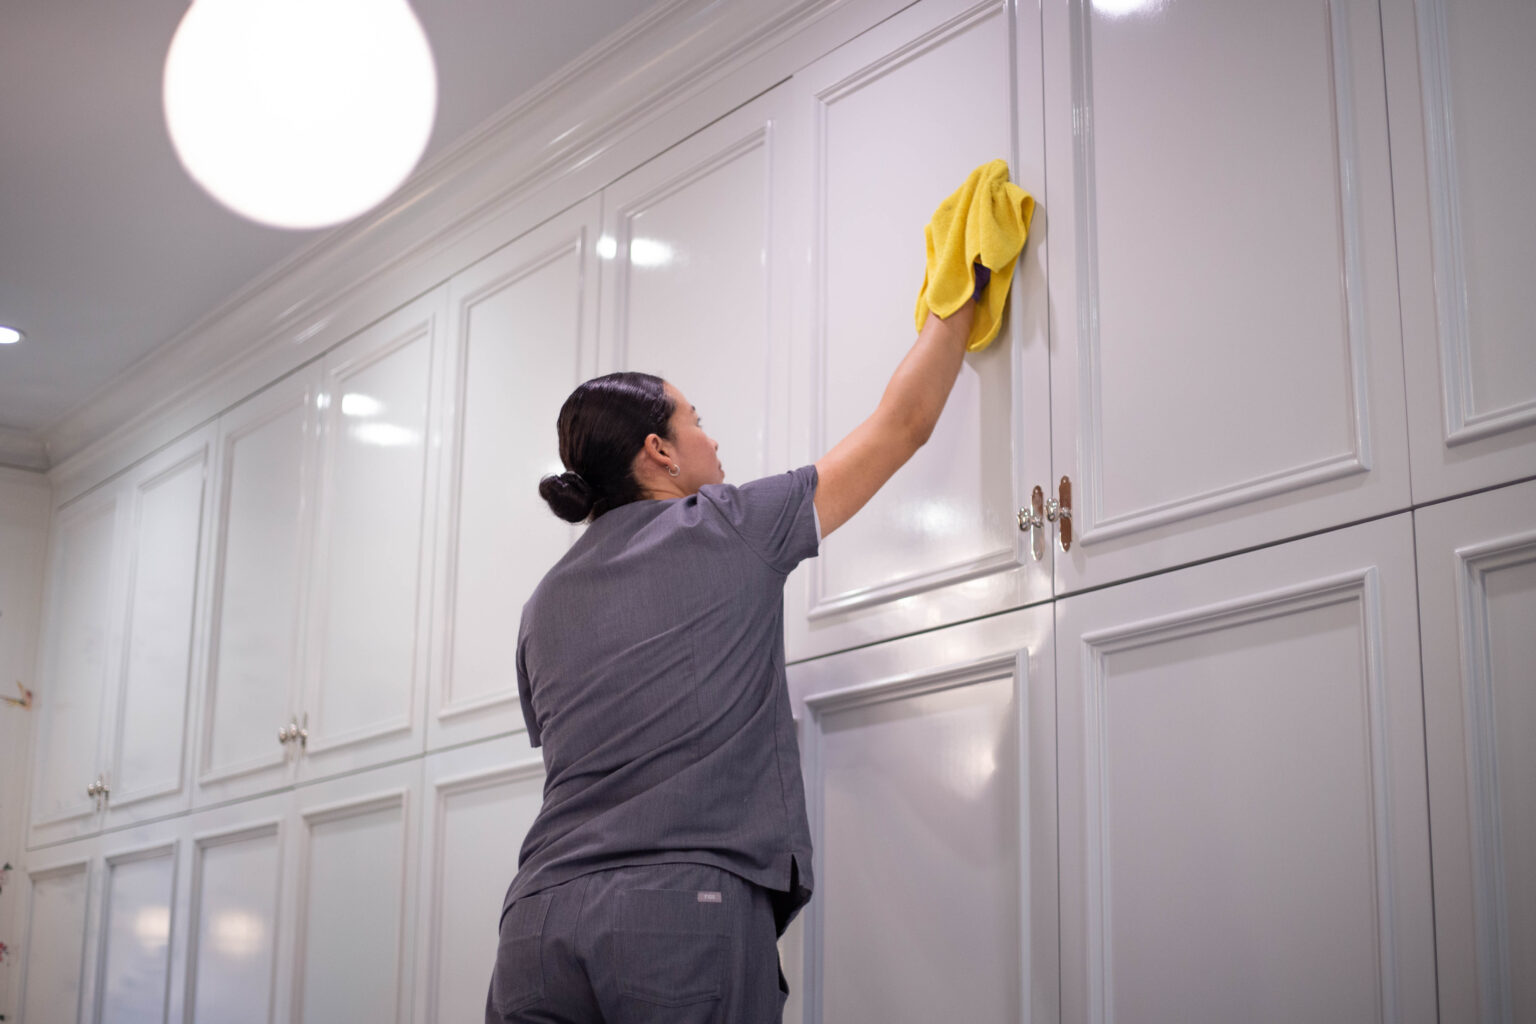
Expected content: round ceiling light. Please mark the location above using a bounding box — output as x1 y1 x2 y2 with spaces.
0 326 23 345
163 0 437 230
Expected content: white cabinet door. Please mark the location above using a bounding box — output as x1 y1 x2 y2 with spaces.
1383 0 1536 502
91 837 179 1024
787 605 1057 1024
30 485 125 846
429 197 601 750
1415 478 1536 1024
195 371 320 805
298 292 443 780
598 85 794 488
1042 0 1413 593
15 844 95 1024
1055 513 1434 1023
104 427 214 830
177 790 290 1024
412 733 544 1024
783 0 1052 660
277 759 420 1024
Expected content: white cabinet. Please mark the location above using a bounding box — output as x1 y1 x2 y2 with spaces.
14 760 423 1024
1382 0 1536 502
196 368 319 804
278 761 421 1024
412 733 544 1024
297 293 444 781
196 292 443 802
1415 478 1536 1024
30 427 214 847
104 435 216 831
784 0 1053 660
29 486 125 846
1054 513 1434 1022
787 604 1058 1024
428 197 601 750
597 86 794 487
14 842 93 1024
1041 0 1413 594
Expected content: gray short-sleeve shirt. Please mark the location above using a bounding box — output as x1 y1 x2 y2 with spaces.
504 465 820 934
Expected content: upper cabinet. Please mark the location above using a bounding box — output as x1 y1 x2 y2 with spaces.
1382 0 1536 501
783 0 1053 660
194 291 444 805
1041 0 1413 592
598 85 795 486
30 427 214 848
428 196 602 750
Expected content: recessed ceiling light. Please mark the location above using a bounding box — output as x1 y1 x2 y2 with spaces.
0 326 23 345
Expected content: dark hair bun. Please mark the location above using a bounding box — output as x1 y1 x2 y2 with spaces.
539 471 595 523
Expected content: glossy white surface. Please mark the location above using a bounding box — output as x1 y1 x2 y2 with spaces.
113 440 207 814
32 489 119 831
1415 478 1536 1023
434 199 600 747
20 862 91 1024
1384 0 1536 500
203 378 314 784
783 0 1051 659
600 87 789 485
294 794 408 1024
788 604 1057 1024
1043 0 1412 593
308 308 433 753
817 674 1020 1023
96 848 176 1022
1055 514 1435 1023
416 737 545 1024
188 825 282 1024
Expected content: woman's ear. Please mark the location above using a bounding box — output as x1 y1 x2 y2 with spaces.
640 432 671 465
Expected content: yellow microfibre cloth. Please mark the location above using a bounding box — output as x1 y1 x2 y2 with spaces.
915 158 1035 352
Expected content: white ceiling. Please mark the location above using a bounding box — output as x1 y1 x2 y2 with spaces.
0 0 658 443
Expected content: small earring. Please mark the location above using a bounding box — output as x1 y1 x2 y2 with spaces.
668 463 680 478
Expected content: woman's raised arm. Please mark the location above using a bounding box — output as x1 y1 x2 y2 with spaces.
813 299 976 538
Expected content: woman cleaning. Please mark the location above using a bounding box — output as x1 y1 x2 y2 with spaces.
487 161 1032 1024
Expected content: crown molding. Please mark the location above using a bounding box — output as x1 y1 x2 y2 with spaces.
43 0 891 501
0 428 49 472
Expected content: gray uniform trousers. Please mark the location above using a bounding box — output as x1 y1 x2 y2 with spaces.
486 862 790 1024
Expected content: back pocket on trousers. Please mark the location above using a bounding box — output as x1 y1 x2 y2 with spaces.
615 888 726 1007
492 892 553 1015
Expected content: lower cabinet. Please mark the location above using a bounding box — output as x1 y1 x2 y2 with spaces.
786 604 1059 1024
1053 512 1436 1024
1416 478 1536 1024
412 733 545 1024
14 758 428 1024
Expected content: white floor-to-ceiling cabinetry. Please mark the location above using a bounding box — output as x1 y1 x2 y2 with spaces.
10 0 1534 1021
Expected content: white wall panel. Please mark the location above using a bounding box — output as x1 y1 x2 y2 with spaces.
94 846 176 1023
430 197 601 750
1056 514 1434 1023
1043 0 1413 593
1383 0 1536 501
1416 478 1536 1024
